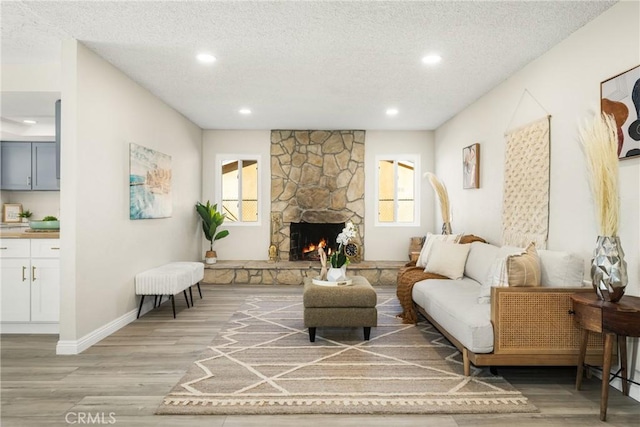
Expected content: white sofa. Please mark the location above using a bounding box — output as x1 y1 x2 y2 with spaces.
412 241 605 375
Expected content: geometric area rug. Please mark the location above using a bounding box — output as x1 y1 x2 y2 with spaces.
157 293 537 415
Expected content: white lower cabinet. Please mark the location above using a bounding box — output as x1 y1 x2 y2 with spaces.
0 238 60 332
30 258 60 322
1 258 31 321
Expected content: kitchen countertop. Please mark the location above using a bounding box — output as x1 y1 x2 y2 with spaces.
0 229 60 239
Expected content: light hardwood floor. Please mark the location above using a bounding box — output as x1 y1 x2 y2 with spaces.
2 285 639 426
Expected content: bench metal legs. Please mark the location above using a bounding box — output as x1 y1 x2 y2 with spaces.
183 290 190 308
137 295 145 319
189 283 203 307
138 286 200 319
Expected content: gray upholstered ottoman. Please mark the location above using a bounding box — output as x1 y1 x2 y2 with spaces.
303 276 377 342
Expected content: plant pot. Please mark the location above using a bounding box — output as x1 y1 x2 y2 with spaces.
205 250 217 265
591 235 627 302
327 266 346 282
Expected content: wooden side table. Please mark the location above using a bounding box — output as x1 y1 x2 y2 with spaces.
571 292 640 421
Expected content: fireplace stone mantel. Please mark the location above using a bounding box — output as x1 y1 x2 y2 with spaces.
203 260 403 286
270 130 365 261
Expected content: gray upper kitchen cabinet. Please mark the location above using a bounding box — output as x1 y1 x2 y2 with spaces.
1 142 32 190
0 142 59 191
31 143 58 190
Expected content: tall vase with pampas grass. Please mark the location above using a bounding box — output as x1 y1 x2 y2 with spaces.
580 113 628 302
426 172 452 234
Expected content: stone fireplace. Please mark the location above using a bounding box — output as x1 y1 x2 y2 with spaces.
271 130 365 261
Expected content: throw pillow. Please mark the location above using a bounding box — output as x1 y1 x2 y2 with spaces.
505 242 541 287
478 245 534 304
416 233 461 268
484 245 526 288
424 240 471 280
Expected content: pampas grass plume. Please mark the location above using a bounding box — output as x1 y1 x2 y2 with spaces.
425 172 451 224
579 113 619 236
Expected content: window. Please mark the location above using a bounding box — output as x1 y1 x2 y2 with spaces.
375 155 419 225
218 155 260 224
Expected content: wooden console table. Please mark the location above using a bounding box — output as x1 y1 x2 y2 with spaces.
571 292 640 421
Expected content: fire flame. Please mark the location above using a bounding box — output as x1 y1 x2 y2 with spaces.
302 238 327 254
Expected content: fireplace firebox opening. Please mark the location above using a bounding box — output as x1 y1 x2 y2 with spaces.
289 222 345 261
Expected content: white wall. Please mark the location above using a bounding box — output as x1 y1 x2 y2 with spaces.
202 130 271 260
1 63 61 92
59 41 202 343
435 1 639 398
364 131 436 260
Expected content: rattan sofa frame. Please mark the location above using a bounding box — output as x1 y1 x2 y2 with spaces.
416 286 605 376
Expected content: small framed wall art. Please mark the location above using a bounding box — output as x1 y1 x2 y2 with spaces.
601 65 640 160
463 143 480 189
3 203 23 223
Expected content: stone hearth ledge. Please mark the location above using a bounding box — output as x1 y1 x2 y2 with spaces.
203 260 404 286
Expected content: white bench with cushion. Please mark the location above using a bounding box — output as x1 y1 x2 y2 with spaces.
135 262 204 318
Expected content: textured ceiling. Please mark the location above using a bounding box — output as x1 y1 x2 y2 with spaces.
1 1 616 130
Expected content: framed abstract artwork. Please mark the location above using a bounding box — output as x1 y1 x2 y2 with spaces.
463 143 480 189
129 143 172 219
601 65 640 160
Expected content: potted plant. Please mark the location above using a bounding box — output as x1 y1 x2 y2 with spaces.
29 215 60 230
18 210 33 223
196 201 229 264
327 222 356 281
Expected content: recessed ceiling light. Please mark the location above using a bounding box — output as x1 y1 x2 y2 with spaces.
196 53 216 64
239 108 252 115
422 54 442 65
23 119 37 124
386 108 398 116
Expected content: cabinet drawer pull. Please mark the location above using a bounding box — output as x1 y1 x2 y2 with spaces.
51 247 60 250
22 266 27 282
0 247 7 250
32 266 37 281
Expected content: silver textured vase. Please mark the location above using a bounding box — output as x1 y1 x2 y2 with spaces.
591 235 628 302
442 222 452 235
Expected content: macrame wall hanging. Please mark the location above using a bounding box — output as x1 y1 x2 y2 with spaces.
502 114 551 249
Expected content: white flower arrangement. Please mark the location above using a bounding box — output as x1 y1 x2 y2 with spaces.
330 221 356 268
336 221 356 245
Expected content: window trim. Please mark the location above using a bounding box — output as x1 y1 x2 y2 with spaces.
216 154 262 226
374 154 420 227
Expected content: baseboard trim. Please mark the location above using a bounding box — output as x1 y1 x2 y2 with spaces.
56 298 155 355
1 322 59 334
592 368 640 404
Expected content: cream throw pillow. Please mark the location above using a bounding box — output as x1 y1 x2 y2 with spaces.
478 244 541 304
505 242 541 287
416 233 461 268
424 240 471 280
